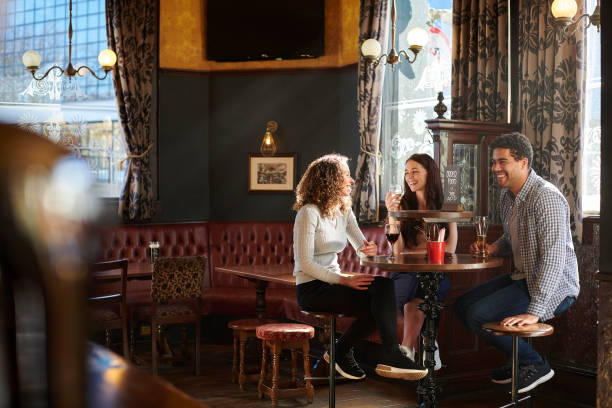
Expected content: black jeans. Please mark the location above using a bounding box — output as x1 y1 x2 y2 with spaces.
297 276 399 353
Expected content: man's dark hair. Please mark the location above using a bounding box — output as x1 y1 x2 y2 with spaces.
490 132 533 168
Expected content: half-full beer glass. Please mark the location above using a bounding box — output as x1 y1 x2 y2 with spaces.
474 216 488 257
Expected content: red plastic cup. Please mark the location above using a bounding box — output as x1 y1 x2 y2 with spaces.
426 241 446 264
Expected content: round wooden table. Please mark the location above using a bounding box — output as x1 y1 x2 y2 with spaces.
361 254 503 408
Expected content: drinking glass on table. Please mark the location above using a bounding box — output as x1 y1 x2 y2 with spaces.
384 223 400 260
474 216 489 257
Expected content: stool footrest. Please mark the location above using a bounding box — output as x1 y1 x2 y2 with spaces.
499 394 531 408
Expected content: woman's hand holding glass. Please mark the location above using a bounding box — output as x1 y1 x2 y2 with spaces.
385 185 403 212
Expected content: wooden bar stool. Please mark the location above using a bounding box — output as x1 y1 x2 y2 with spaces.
482 322 554 408
300 310 345 408
256 323 315 406
228 318 277 390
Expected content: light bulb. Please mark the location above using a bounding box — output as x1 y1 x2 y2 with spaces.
551 0 578 19
98 49 117 69
260 131 277 157
361 39 382 58
407 27 429 50
22 50 41 68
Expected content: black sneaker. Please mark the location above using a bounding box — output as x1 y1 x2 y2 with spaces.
323 347 366 380
375 347 428 380
515 358 555 393
491 362 512 384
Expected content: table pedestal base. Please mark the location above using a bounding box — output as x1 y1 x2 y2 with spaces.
416 271 445 408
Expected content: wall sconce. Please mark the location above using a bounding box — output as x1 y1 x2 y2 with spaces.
260 121 278 157
551 0 600 35
361 0 428 68
22 0 116 81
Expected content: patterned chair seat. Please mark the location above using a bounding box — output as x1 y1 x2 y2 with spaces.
134 302 199 319
256 323 315 342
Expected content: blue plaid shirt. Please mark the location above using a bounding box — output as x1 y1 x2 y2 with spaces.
493 169 580 321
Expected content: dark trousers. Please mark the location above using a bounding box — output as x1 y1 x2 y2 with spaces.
297 276 399 353
453 274 575 365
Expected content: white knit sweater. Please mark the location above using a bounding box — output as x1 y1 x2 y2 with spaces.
293 204 366 285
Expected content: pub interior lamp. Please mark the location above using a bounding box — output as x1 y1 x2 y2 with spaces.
22 0 117 81
551 0 600 34
361 0 428 68
260 121 278 157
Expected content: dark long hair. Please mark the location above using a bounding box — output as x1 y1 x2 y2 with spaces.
400 154 443 246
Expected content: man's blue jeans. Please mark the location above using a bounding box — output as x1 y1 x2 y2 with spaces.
453 274 575 366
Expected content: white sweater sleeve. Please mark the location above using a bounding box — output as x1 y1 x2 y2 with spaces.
293 206 342 284
346 209 366 255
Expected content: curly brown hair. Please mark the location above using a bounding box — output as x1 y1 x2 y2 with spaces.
293 153 351 218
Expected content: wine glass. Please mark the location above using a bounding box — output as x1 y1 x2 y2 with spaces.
384 223 400 260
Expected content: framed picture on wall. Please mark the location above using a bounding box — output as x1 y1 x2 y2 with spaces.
248 153 297 194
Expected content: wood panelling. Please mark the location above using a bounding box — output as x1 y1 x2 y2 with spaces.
159 0 359 72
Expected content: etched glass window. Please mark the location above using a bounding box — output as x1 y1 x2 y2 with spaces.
0 0 126 198
381 0 453 191
581 0 600 215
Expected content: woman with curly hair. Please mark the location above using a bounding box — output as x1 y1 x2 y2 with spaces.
293 153 428 381
385 153 457 370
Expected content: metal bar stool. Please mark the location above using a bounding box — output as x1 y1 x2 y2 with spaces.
482 322 554 407
301 311 344 408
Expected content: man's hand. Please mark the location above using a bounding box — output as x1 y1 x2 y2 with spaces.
339 273 375 290
501 313 539 326
359 240 378 257
470 242 499 257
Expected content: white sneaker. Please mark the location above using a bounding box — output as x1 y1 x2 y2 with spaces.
422 340 442 371
399 345 415 361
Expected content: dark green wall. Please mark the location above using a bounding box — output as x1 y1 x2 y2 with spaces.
158 67 359 222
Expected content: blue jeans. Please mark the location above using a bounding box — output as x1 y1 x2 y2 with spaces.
453 274 575 366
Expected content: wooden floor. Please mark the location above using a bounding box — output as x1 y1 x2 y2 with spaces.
134 341 592 408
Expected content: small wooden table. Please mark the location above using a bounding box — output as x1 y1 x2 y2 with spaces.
361 254 503 408
87 342 209 408
214 264 295 319
93 262 154 281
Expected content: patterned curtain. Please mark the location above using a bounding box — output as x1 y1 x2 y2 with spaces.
106 0 157 221
353 0 389 222
516 0 585 242
451 0 508 121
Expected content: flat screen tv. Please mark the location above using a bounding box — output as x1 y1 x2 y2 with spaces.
206 0 325 62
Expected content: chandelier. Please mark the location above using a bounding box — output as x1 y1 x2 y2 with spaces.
360 0 429 68
551 0 600 35
21 0 117 81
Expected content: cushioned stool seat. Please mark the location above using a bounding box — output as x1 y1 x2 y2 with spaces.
228 318 277 390
256 323 315 406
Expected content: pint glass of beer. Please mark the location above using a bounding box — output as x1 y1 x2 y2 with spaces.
474 216 488 257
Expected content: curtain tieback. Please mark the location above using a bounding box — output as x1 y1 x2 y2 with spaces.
119 143 154 171
360 146 382 177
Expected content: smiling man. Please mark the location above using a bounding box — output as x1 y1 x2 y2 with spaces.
453 132 580 393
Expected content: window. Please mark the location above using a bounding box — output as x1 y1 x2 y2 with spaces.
0 0 126 198
581 0 601 215
380 0 453 192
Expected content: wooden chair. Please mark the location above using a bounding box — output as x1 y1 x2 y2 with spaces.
88 259 130 358
133 256 206 375
482 322 554 408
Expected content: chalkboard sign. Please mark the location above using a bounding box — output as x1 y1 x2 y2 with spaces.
443 165 461 208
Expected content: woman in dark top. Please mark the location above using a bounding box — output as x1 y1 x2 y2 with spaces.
385 153 457 369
